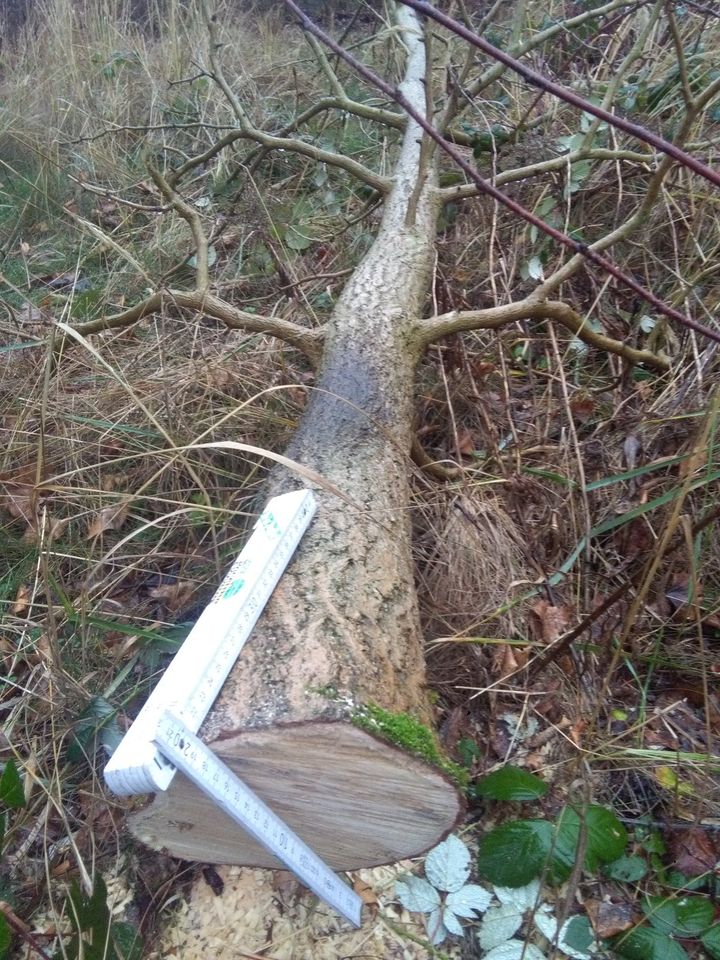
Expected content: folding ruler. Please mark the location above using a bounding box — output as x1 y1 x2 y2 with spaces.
104 489 363 927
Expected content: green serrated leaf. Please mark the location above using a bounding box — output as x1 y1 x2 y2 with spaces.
441 905 464 936
546 808 581 883
445 884 492 918
478 902 524 951
559 915 595 958
426 906 449 945
605 854 647 882
285 227 312 251
478 820 551 887
474 766 548 802
583 805 628 866
0 914 11 960
68 876 111 936
0 759 25 809
701 923 720 959
612 925 689 960
643 894 715 936
68 697 122 764
396 875 440 913
112 922 143 960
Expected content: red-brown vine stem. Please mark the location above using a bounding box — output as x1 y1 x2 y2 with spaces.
282 0 720 347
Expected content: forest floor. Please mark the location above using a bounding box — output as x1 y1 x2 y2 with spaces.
1 1 720 959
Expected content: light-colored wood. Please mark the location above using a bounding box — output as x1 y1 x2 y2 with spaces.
131 723 462 869
129 5 462 869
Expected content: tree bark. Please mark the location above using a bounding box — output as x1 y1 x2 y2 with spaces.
130 6 463 870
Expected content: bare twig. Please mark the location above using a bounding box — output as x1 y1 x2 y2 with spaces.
400 0 720 189
148 163 210 290
417 299 669 369
166 5 391 195
284 0 720 346
444 147 654 200
65 290 323 364
525 501 720 680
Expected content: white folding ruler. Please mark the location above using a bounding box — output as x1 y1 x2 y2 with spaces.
103 489 363 927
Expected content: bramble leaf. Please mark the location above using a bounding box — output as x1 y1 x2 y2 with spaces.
396 875 440 913
474 766 548 802
425 835 471 893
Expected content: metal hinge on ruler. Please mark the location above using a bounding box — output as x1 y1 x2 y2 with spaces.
104 490 363 927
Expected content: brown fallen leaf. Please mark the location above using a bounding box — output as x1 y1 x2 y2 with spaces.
272 870 300 904
351 876 379 913
0 481 36 528
529 599 571 644
87 501 130 538
457 427 476 457
47 515 70 540
669 826 718 878
202 865 225 896
492 643 522 679
586 898 636 939
569 392 595 422
149 580 196 613
11 584 30 617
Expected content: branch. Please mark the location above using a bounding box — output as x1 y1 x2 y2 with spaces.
171 5 392 195
401 0 720 191
66 290 323 364
148 164 210 290
287 0 720 347
534 74 720 301
464 0 659 99
416 299 670 371
441 147 654 201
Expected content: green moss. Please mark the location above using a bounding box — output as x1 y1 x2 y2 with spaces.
352 703 468 788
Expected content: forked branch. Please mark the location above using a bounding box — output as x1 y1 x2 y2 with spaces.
68 291 323 365
417 300 670 371
164 5 391 194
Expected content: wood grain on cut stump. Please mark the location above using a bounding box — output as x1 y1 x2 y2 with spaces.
131 723 462 869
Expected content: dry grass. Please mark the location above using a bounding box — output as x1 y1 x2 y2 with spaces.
1 0 720 956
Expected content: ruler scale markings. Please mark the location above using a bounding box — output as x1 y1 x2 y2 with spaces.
104 490 316 796
104 490 364 927
154 711 363 928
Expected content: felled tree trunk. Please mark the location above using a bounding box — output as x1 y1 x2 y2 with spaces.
130 7 463 871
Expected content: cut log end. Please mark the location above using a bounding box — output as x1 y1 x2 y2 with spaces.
129 721 463 870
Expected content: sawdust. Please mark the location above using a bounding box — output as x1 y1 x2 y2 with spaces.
150 863 446 960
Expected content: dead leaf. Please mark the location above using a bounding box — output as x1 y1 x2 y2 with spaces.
11 584 30 616
0 477 37 528
623 433 641 471
351 876 379 913
492 643 523 678
669 826 718 877
586 899 636 938
529 599 571 644
471 360 496 379
87 501 129 538
457 428 476 457
149 580 196 613
101 473 127 492
569 392 595 422
47 515 70 539
272 870 300 904
654 765 694 797
19 241 30 255
202 865 224 896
